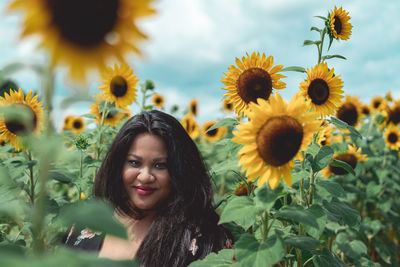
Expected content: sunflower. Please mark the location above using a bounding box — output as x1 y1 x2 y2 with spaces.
62 115 75 130
221 52 286 116
0 138 6 146
328 6 352 41
387 101 400 126
299 62 344 117
90 100 130 127
317 124 334 146
222 98 234 112
181 113 200 140
99 64 139 108
189 98 198 117
152 93 164 108
360 104 370 118
8 0 155 82
370 96 387 113
70 117 85 134
232 93 320 189
321 144 367 178
202 120 227 142
335 95 362 127
0 89 43 151
384 124 400 150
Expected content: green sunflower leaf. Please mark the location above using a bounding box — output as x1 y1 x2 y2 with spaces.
58 199 127 239
235 233 285 267
188 249 235 267
323 198 361 230
321 54 347 61
312 248 347 267
219 196 264 230
275 205 318 229
303 40 321 46
348 125 363 139
302 204 327 239
207 118 239 132
310 27 322 32
328 117 348 129
314 16 328 21
280 66 306 73
312 145 334 172
330 159 355 176
284 235 321 250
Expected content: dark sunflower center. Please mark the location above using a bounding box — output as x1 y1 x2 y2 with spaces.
73 120 82 129
321 140 326 146
373 100 381 109
389 107 400 125
361 107 370 115
4 104 37 135
388 133 398 144
191 104 197 115
337 103 358 126
226 103 232 110
308 79 330 105
155 97 162 104
45 0 119 47
110 76 128 97
237 68 272 104
330 153 357 175
256 116 303 167
206 126 217 137
333 16 342 34
0 140 5 146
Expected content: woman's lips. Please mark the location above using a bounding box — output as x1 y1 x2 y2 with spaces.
133 186 156 196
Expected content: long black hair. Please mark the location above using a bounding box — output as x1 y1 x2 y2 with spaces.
94 110 230 266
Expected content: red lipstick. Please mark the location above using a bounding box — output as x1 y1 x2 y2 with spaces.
134 186 156 196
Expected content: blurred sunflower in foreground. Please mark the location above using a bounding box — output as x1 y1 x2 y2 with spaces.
99 64 139 108
222 52 286 116
8 0 155 82
384 124 400 151
299 62 344 117
152 93 164 108
232 93 320 189
328 6 352 40
0 89 43 151
202 121 227 142
321 144 367 178
181 113 200 140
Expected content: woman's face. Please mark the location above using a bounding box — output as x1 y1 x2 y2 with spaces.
122 133 171 211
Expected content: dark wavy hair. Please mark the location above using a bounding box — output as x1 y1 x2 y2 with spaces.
94 110 230 266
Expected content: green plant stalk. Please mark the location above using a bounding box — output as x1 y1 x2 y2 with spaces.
317 28 327 64
27 150 35 205
140 86 147 112
308 170 315 205
299 178 305 205
32 64 54 254
296 224 304 267
365 114 376 141
96 101 109 160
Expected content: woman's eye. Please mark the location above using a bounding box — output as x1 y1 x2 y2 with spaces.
128 160 140 167
155 162 167 169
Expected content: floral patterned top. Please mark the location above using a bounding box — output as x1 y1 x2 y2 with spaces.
62 225 234 257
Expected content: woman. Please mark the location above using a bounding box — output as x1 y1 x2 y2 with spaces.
63 110 233 266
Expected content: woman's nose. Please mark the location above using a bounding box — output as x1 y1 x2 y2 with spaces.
137 167 155 183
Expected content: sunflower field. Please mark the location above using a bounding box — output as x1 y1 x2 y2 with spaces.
0 1 399 267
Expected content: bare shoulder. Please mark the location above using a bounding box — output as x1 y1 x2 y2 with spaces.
99 234 138 261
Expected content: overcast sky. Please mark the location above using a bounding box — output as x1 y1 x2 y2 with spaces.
1 0 399 128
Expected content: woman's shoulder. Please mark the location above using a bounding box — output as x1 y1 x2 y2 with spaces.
62 225 105 252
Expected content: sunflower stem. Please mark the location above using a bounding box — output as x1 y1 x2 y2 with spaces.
27 150 35 205
308 169 315 205
365 114 376 142
140 85 148 112
32 64 54 254
317 28 326 64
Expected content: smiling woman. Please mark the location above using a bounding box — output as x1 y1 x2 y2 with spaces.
62 110 233 266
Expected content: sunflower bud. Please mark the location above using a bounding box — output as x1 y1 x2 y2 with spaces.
145 79 155 90
74 135 90 150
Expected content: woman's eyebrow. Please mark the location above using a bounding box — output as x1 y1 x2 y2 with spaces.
126 153 167 161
